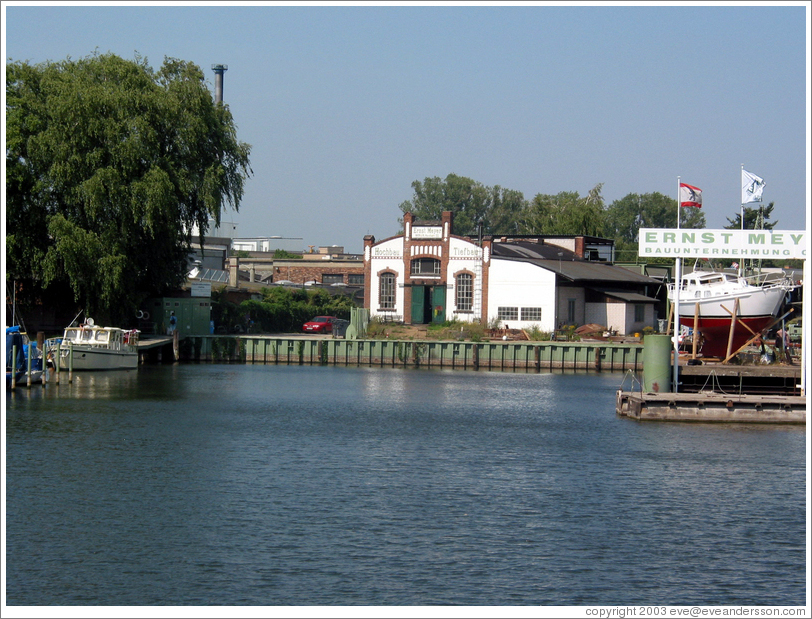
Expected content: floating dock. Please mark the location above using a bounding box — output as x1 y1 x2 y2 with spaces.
616 390 806 424
678 362 802 395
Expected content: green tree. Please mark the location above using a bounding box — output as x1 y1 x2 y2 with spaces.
724 202 777 231
519 183 607 236
6 52 252 324
398 174 528 236
724 202 785 269
604 191 706 262
487 186 527 235
271 249 302 259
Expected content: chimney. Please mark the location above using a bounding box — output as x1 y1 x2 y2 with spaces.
211 64 228 103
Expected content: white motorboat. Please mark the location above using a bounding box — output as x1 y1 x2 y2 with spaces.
58 319 140 370
667 270 795 357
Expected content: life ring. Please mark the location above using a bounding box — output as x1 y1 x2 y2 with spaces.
137 310 144 319
142 311 150 320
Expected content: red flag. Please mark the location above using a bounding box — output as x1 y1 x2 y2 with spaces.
679 183 702 208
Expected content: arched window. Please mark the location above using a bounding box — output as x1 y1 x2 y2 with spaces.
379 272 396 310
456 273 473 311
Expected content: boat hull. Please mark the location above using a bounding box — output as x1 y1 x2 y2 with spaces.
669 271 793 358
60 346 138 371
679 314 774 358
675 286 787 320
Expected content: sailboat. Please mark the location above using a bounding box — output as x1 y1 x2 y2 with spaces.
667 267 795 357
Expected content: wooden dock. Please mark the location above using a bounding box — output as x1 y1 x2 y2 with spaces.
137 335 173 350
137 335 176 363
616 390 806 424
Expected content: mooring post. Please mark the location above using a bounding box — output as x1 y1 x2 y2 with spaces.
68 341 74 383
54 341 60 384
10 344 17 390
26 341 33 388
42 340 48 386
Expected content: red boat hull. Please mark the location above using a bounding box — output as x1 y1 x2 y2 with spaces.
684 315 774 358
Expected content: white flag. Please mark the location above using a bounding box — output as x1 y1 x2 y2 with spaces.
742 169 765 204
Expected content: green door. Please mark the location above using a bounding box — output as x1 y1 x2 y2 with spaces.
411 286 426 324
431 286 446 324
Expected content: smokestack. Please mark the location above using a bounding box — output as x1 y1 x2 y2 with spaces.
211 64 228 103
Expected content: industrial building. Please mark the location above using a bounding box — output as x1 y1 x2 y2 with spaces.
363 211 662 335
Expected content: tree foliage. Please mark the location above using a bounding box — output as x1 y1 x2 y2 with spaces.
398 174 527 236
398 176 614 238
604 191 706 261
724 202 785 268
605 191 706 239
519 183 607 236
210 286 355 333
6 52 252 323
724 202 777 231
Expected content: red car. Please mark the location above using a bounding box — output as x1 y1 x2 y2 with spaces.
302 316 337 334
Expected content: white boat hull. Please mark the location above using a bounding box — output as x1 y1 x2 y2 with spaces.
675 285 787 320
60 346 138 370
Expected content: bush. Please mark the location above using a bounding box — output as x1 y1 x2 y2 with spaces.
209 287 356 333
524 324 552 341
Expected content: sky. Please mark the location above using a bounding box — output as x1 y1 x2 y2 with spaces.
3 2 810 254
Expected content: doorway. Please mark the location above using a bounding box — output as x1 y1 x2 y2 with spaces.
410 285 446 325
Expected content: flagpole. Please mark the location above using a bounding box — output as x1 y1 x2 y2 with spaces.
740 164 745 277
673 176 681 393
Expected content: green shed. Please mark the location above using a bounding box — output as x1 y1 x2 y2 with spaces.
145 297 213 337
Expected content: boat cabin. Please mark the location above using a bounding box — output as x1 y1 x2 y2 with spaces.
62 326 139 350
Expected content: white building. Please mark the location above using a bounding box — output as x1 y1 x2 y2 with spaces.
363 211 661 335
231 237 304 253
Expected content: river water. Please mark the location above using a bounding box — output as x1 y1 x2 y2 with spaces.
5 364 807 606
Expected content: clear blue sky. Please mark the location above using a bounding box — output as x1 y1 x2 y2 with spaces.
4 3 809 253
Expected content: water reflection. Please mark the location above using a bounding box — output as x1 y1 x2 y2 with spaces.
5 364 806 606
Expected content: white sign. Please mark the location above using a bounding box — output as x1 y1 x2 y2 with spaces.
639 228 806 260
191 282 212 297
412 226 442 240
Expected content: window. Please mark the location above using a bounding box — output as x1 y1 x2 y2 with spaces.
380 273 396 310
521 307 542 321
634 304 645 322
567 298 576 323
498 307 518 321
322 274 344 285
456 273 473 311
411 258 440 276
348 274 364 285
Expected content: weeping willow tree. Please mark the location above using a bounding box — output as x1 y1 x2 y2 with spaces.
6 52 252 323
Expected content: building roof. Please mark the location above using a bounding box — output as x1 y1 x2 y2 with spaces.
491 242 660 286
596 289 659 304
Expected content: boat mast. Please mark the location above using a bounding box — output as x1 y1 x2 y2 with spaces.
739 165 745 278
